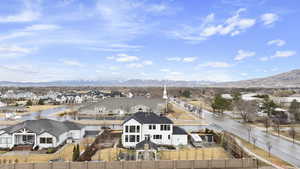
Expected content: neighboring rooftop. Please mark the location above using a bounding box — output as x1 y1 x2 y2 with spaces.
173 126 188 135
1 119 82 138
79 96 164 114
123 111 173 124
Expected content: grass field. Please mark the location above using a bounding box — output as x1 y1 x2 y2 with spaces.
188 99 213 112
167 104 197 120
0 137 95 163
90 147 229 161
238 137 292 168
159 147 229 160
15 105 62 115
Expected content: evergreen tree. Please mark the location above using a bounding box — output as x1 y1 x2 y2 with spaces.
26 100 33 106
211 94 231 114
76 144 80 160
289 99 300 121
72 145 77 161
260 97 277 117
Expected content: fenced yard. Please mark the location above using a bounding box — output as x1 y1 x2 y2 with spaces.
0 159 258 169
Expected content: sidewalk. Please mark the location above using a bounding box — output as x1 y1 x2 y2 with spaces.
234 138 292 169
249 124 300 145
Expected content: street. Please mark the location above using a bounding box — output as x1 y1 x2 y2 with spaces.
172 99 300 168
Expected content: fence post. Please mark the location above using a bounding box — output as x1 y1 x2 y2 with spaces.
173 160 176 169
191 160 195 169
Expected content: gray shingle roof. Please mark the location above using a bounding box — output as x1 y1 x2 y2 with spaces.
80 96 164 114
136 139 158 150
173 126 187 135
123 111 173 124
2 119 82 138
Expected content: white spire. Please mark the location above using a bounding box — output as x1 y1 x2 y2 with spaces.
163 84 168 99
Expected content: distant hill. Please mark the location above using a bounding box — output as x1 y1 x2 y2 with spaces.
0 79 215 87
0 69 300 88
215 69 300 88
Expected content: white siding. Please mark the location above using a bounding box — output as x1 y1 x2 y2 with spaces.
0 133 13 148
172 135 188 146
122 119 142 148
37 132 57 149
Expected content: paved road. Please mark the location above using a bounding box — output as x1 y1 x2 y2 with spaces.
172 99 300 168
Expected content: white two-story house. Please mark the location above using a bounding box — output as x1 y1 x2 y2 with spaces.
122 111 188 148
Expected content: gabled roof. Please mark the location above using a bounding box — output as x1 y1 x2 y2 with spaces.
2 119 82 138
173 126 187 135
123 111 173 125
136 139 158 150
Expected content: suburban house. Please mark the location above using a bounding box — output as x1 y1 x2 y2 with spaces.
79 96 165 116
122 111 188 148
0 119 84 150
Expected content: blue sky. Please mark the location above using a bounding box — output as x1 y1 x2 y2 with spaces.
0 0 299 82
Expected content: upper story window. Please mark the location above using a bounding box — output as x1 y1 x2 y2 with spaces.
149 124 156 130
126 125 140 133
160 124 171 131
129 126 136 133
153 135 162 139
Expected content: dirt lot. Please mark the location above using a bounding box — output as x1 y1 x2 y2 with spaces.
160 147 229 160
16 105 63 115
238 137 292 168
0 137 95 163
167 104 197 120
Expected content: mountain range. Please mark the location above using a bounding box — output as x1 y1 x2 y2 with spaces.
0 69 300 88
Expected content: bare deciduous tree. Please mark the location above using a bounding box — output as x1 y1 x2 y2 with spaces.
247 126 253 142
235 100 258 123
288 126 297 144
263 117 271 134
272 118 281 136
266 141 272 158
252 136 257 149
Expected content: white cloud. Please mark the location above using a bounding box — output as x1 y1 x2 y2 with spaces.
25 24 61 31
115 53 139 62
166 57 197 62
267 39 286 47
170 8 256 42
127 63 144 68
0 10 40 23
271 50 296 58
85 44 143 52
0 45 33 58
143 60 153 65
160 69 170 72
234 49 256 61
261 13 279 25
183 57 197 62
259 57 269 61
198 62 232 68
127 60 153 68
166 57 181 61
61 59 83 67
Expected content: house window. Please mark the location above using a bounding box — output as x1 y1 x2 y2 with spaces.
137 126 140 133
161 125 171 131
149 125 156 130
129 135 136 142
125 135 128 142
168 135 171 140
137 135 140 142
40 137 53 144
153 135 162 139
40 138 46 144
129 126 136 133
47 138 53 144
125 126 129 132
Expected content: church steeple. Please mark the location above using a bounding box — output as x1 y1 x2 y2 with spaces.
163 84 168 99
